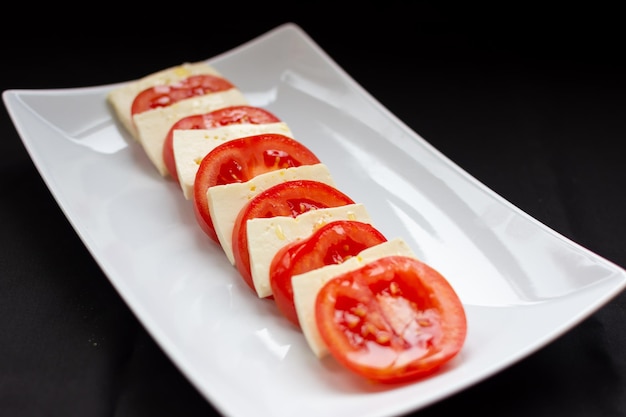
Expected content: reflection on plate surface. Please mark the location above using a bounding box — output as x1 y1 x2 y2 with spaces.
3 23 626 417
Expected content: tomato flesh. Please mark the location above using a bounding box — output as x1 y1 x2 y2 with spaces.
131 74 234 115
315 255 467 384
162 105 281 181
232 180 355 292
193 134 320 243
270 220 387 327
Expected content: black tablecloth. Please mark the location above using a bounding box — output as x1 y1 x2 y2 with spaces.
2 8 625 417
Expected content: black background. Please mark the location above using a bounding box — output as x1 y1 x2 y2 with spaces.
2 5 625 417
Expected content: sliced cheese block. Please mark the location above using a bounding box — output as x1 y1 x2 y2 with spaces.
292 237 416 358
208 163 334 265
107 61 223 140
135 89 249 177
247 203 371 299
173 122 294 200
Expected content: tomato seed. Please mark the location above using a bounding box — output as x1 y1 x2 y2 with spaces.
353 304 367 317
390 281 401 296
376 331 391 344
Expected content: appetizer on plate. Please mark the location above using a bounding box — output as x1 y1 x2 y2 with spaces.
107 60 468 385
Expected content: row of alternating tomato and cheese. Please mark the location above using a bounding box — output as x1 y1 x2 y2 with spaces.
107 61 467 384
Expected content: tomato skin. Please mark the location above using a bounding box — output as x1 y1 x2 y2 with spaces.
131 74 234 115
231 180 355 292
315 255 467 384
193 134 321 243
162 105 281 181
270 220 387 327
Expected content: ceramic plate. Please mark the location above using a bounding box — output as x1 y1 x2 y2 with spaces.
4 23 626 417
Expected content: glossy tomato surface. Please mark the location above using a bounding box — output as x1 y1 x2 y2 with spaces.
131 74 234 115
315 255 467 384
231 180 355 292
193 134 320 243
162 105 281 181
270 220 387 326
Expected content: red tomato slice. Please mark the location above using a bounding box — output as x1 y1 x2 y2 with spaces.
315 255 467 384
193 134 321 243
130 74 234 115
162 105 281 181
232 180 355 292
270 220 387 327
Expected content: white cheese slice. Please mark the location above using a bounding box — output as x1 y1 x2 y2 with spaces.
173 122 294 200
107 61 223 140
134 89 249 177
208 163 335 265
292 237 416 358
247 203 371 299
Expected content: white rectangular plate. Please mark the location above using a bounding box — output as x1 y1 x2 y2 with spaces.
4 23 626 417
